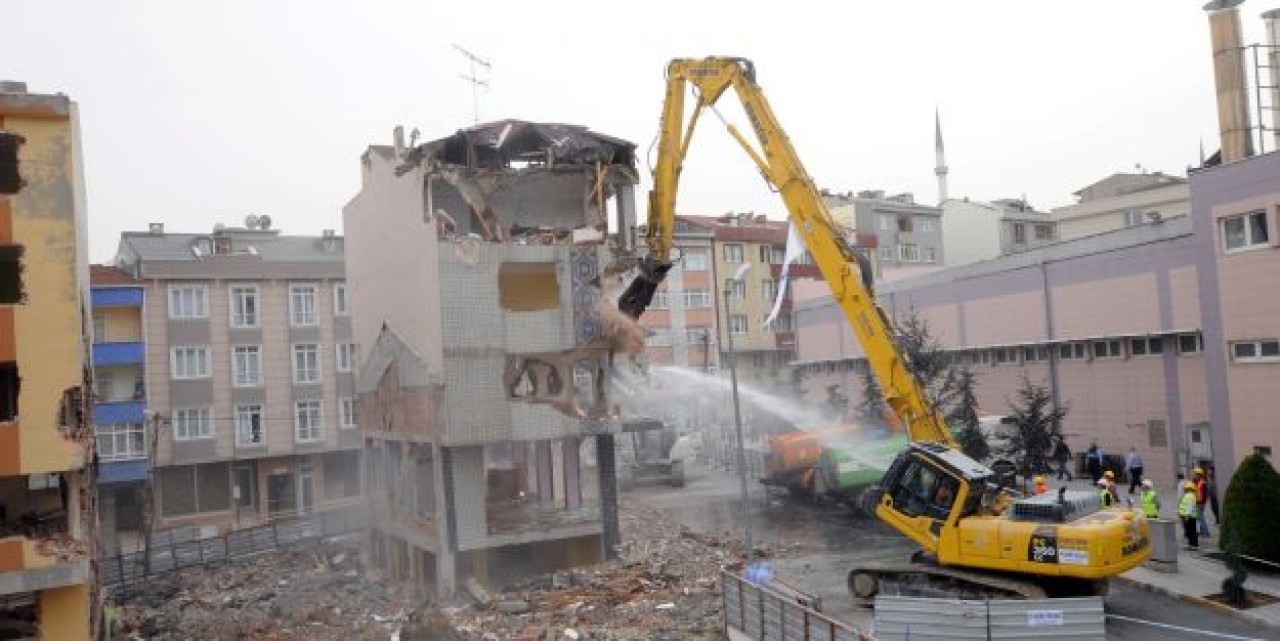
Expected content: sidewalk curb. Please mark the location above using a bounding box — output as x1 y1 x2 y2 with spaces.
1113 575 1280 630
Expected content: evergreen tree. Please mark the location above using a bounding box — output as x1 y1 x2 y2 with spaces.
946 367 989 461
856 366 887 424
1220 453 1280 564
1004 375 1067 477
896 310 959 409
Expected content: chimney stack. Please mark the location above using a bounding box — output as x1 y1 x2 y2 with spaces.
1263 9 1280 151
1204 0 1254 163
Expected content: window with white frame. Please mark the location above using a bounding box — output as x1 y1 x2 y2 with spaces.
235 404 263 446
917 218 936 233
1124 210 1145 227
729 314 748 335
649 290 669 309
333 283 349 316
770 313 794 332
879 246 895 261
229 285 259 328
168 284 208 319
770 246 786 263
171 346 211 379
686 327 711 344
173 407 213 440
897 216 913 232
1178 333 1204 355
898 243 919 262
725 278 746 299
340 397 357 429
96 423 146 461
1231 339 1280 362
879 215 892 231
922 247 937 263
292 343 321 384
232 345 262 387
722 244 744 263
1059 342 1086 360
294 400 324 442
1022 346 1049 362
289 283 319 327
336 342 355 373
1092 339 1124 359
1035 224 1054 240
993 347 1017 364
682 251 710 271
1221 211 1270 252
1130 337 1164 357
684 290 711 309
761 279 778 302
645 328 672 347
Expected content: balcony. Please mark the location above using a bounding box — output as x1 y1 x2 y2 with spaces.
90 287 143 308
94 400 145 426
93 342 144 367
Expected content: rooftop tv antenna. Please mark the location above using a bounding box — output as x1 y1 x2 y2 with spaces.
453 44 491 125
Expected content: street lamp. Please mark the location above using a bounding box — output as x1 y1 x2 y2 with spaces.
723 262 754 561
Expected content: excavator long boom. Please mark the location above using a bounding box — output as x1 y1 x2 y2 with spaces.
618 57 953 447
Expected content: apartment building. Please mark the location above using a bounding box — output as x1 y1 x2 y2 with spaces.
794 149 1280 486
635 216 717 370
345 120 637 596
90 265 148 553
0 82 97 639
1052 172 1190 242
112 222 361 534
940 198 1055 267
825 190 943 271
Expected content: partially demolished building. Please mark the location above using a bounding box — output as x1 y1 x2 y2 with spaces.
343 120 640 595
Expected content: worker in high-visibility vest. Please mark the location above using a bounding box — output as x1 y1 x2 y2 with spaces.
1098 478 1114 507
1140 479 1160 519
1179 481 1199 549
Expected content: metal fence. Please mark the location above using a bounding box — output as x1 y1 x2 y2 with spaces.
99 505 367 587
872 595 1104 640
722 567 865 641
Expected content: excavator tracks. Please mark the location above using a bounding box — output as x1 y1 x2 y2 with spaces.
847 561 1053 602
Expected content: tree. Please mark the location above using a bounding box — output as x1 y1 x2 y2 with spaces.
947 367 988 461
1004 375 1067 477
896 309 959 410
1220 453 1280 564
856 367 887 425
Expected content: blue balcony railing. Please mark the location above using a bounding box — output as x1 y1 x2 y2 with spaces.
93 341 144 366
94 400 146 425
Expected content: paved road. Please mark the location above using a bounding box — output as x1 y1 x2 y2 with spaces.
628 461 1276 640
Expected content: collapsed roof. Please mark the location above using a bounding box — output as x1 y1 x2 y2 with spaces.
405 119 637 171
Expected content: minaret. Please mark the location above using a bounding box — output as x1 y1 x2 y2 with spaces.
934 107 949 204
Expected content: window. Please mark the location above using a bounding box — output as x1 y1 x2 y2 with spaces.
323 451 361 499
922 247 937 263
1022 346 1049 362
333 282 349 316
1221 211 1269 252
289 283 318 327
918 218 936 233
683 290 712 309
682 251 709 271
1035 224 1054 240
1124 210 1144 227
1230 339 1280 362
159 462 231 517
1178 333 1203 355
649 290 669 309
761 279 778 302
725 278 746 299
96 423 146 461
173 407 213 441
729 314 748 335
1059 342 1086 360
686 327 711 344
0 362 17 422
993 347 1017 364
235 461 257 509
235 404 263 446
770 247 786 263
1013 223 1027 244
645 328 672 347
232 345 262 387
897 216 913 233
340 397 357 429
879 246 895 261
1130 337 1164 357
771 313 794 332
1092 339 1123 359
722 244 744 263
171 346 211 379
92 315 106 343
879 215 892 231
294 400 324 442
168 284 208 319
898 243 919 262
230 285 259 328
336 343 355 373
292 343 321 384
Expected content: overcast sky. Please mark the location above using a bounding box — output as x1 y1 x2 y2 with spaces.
4 0 1274 262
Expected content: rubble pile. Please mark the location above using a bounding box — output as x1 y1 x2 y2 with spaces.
106 541 442 640
444 500 732 640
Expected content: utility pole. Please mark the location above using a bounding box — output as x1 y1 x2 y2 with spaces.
453 44 491 125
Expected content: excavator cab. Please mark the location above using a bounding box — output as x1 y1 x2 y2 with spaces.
861 443 997 548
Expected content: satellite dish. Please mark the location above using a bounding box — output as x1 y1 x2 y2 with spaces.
245 214 260 229
259 215 272 230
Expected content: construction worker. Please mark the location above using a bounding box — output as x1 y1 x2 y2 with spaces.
1034 475 1048 495
1193 467 1211 538
1103 470 1120 505
1180 481 1199 549
1140 479 1160 519
1098 479 1114 507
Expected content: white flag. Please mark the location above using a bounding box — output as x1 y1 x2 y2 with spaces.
762 222 805 329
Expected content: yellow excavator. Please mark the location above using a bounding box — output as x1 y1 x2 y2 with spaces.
617 57 1150 600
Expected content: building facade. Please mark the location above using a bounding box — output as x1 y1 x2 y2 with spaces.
345 121 637 596
635 216 718 370
825 191 943 271
90 265 149 553
1052 172 1190 242
113 223 362 534
0 82 97 640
